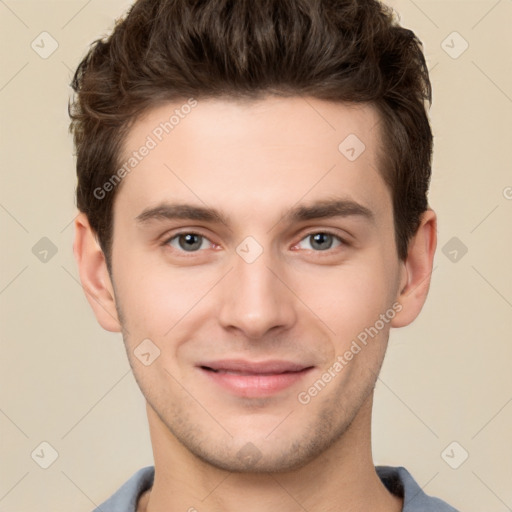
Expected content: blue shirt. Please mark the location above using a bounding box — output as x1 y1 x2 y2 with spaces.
92 465 459 511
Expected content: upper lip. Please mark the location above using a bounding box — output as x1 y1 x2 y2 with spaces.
198 359 313 374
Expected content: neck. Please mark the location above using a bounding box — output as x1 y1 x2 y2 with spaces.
139 396 403 512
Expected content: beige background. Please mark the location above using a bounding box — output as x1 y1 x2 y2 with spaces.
1 0 511 510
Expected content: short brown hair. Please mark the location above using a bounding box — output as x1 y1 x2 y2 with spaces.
69 0 433 268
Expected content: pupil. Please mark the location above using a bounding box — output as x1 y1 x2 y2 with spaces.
179 234 201 251
311 233 332 250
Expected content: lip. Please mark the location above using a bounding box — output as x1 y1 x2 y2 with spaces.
197 359 314 397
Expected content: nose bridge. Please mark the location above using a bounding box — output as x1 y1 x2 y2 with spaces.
217 243 296 338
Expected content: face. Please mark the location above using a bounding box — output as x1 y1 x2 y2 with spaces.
106 96 407 472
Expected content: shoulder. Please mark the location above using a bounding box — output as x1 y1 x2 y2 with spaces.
91 466 155 512
92 464 460 512
376 465 460 512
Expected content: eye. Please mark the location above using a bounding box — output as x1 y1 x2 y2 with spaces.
166 232 213 252
295 232 344 251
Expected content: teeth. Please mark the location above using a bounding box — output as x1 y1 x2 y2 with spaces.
216 370 291 375
203 366 304 375
219 370 260 375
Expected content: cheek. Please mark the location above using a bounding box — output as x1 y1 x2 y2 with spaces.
295 257 399 342
113 252 217 338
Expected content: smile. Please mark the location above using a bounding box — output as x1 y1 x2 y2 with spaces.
197 360 315 397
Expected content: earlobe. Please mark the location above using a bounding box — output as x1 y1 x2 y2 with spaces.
73 212 122 332
391 209 437 328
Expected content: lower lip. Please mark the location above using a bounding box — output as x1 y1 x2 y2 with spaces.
199 367 313 397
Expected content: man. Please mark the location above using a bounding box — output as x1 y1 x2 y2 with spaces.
69 0 459 510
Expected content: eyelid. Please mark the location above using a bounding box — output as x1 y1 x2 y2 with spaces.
161 226 212 241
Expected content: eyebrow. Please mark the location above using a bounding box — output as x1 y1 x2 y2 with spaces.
135 198 375 227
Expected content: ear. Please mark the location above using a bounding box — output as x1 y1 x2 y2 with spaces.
73 212 122 332
391 209 437 328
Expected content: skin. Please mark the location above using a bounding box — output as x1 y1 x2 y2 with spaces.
74 96 437 512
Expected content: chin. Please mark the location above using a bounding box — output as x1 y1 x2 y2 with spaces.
192 443 318 474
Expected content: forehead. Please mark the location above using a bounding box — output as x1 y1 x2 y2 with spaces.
114 96 390 223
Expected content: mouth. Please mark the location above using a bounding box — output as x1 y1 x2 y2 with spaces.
197 359 315 397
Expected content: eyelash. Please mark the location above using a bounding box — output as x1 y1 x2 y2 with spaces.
162 230 349 255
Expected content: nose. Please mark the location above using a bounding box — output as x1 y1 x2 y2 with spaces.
217 247 297 340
